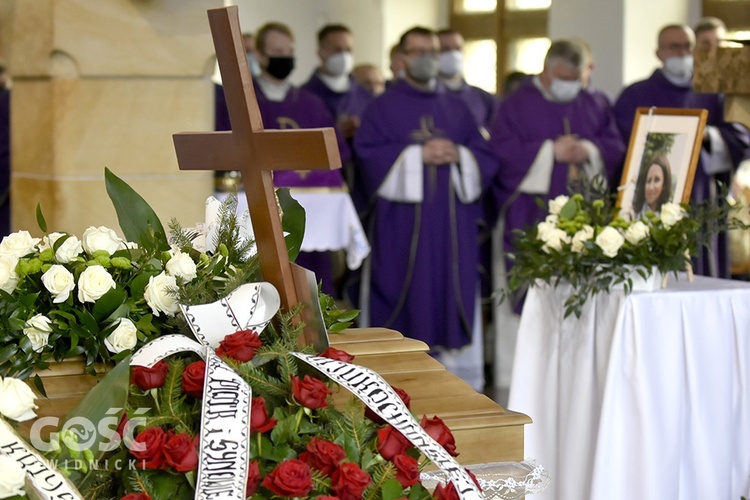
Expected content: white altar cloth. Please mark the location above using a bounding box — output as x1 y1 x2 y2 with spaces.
508 275 750 500
218 189 370 270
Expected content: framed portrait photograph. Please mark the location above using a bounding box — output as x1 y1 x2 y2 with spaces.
616 107 708 220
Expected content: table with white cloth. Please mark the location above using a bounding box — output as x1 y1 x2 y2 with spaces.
217 188 370 270
508 275 750 500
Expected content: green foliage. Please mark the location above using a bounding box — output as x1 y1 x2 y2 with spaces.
502 184 745 318
277 187 306 262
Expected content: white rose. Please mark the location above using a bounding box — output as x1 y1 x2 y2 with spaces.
0 230 41 259
23 314 53 352
571 225 594 253
0 455 26 497
40 232 83 263
166 250 198 283
77 265 116 303
104 318 138 353
541 228 570 253
660 202 685 228
548 195 570 215
81 226 123 255
144 272 179 316
595 226 626 258
536 220 557 240
41 264 76 303
0 254 19 294
0 376 38 422
625 220 650 245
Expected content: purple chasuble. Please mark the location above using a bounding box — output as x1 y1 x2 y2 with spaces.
443 80 499 129
353 80 497 349
489 79 626 257
301 71 374 120
614 69 750 277
253 81 348 187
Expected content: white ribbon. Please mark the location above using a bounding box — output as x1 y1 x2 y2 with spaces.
292 352 483 499
0 418 83 500
131 282 281 500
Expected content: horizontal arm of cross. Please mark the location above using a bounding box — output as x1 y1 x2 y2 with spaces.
173 128 342 172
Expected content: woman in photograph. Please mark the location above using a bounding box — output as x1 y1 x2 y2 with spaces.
632 154 672 217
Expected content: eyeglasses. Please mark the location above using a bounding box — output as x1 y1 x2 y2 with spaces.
402 49 438 57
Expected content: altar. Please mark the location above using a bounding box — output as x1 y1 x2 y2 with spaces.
509 275 750 500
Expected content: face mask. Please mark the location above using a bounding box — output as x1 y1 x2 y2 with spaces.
438 50 463 78
408 55 439 83
266 56 295 80
246 53 261 78
663 55 693 82
324 52 354 76
549 78 582 102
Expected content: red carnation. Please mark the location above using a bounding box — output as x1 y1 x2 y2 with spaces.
130 426 168 469
246 460 261 496
250 397 278 434
330 462 372 500
365 386 411 425
393 453 420 487
421 415 458 457
121 494 151 500
292 375 333 409
215 329 262 362
377 425 411 461
130 360 169 390
181 360 206 398
261 459 313 498
320 347 355 363
163 432 198 472
299 437 346 476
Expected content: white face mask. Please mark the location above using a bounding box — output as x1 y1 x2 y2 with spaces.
549 78 582 102
324 52 354 76
438 50 463 77
663 55 693 82
246 53 261 78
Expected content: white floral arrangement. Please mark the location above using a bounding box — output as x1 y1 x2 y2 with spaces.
504 191 731 318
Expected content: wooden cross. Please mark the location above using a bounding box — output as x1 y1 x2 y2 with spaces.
172 6 341 348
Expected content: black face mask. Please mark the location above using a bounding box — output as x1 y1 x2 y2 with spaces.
266 56 295 80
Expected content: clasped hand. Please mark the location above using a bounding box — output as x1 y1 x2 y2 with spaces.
422 138 459 166
553 134 589 164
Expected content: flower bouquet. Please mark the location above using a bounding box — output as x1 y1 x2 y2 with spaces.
503 185 743 318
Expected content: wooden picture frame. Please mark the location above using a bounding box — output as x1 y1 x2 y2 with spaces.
616 107 708 219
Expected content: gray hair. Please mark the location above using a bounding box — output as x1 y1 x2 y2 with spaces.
544 40 585 72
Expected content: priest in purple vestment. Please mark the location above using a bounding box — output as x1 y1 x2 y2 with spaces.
613 24 750 278
353 27 497 390
437 29 499 131
489 39 625 273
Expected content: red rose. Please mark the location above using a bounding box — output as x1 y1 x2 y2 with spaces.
121 494 151 500
163 432 198 472
320 347 355 363
433 482 459 500
246 460 261 496
292 375 333 409
377 425 411 461
115 413 128 439
261 459 313 498
421 415 458 457
365 386 411 425
250 397 278 434
181 360 206 398
299 437 346 476
315 497 340 500
215 329 262 362
130 427 167 469
330 462 371 500
393 453 419 487
130 360 169 390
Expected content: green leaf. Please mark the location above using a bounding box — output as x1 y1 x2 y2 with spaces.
36 202 47 232
382 478 405 500
0 344 18 364
559 198 578 219
92 287 127 323
277 187 306 262
105 167 169 253
32 374 47 397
